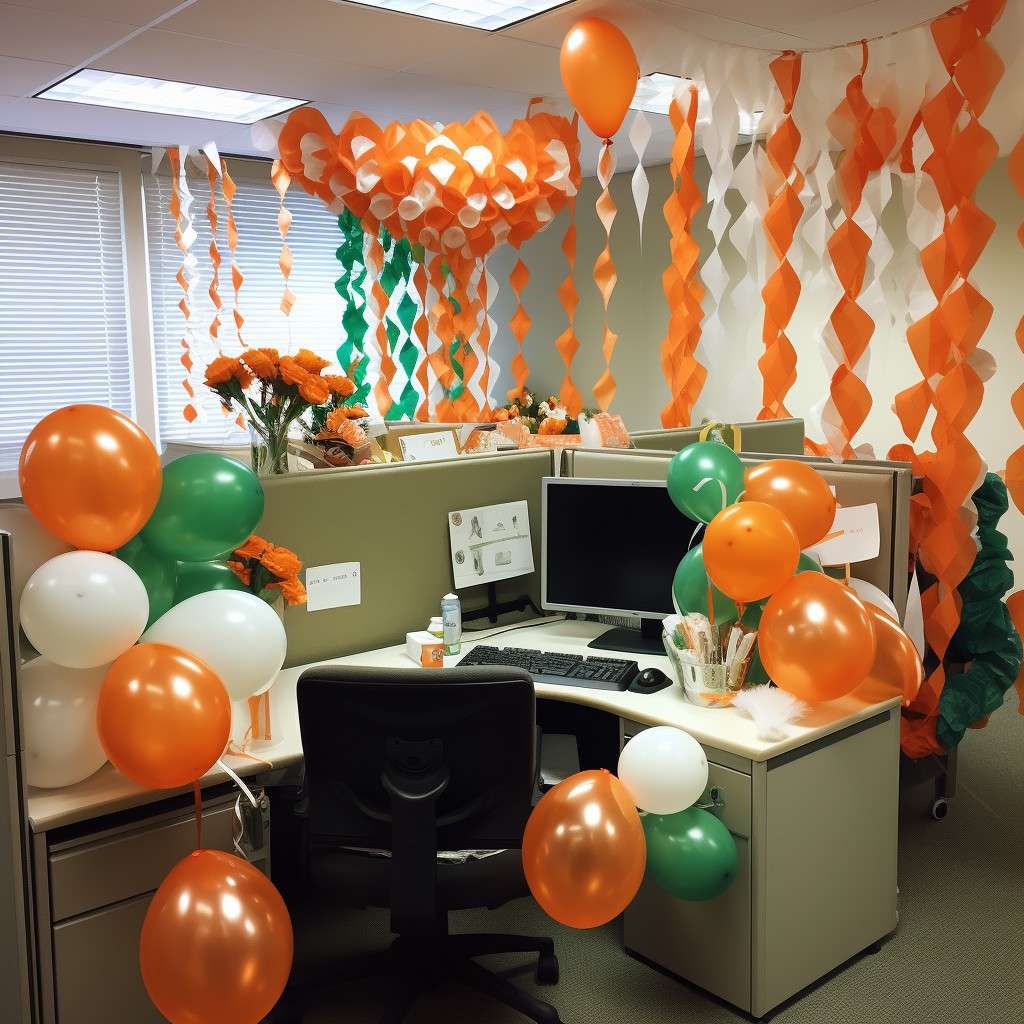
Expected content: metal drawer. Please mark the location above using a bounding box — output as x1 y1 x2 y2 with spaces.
48 804 235 923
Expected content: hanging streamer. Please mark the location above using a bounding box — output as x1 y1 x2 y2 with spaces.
659 86 706 427
1005 133 1024 512
168 147 199 424
759 51 804 421
221 159 245 359
628 110 652 246
891 0 1005 758
555 196 582 416
507 247 531 401
271 159 295 337
427 253 457 418
205 157 222 349
482 261 501 416
365 228 394 419
412 260 431 421
592 142 619 411
335 209 372 409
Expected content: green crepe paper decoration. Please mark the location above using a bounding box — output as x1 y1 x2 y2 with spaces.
336 209 372 409
116 535 175 628
937 473 1022 751
141 454 264 563
643 807 738 902
667 442 745 524
173 561 248 605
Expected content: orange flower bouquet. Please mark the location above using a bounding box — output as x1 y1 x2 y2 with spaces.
204 348 356 476
228 533 307 606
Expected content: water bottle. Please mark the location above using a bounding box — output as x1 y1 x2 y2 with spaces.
441 593 462 656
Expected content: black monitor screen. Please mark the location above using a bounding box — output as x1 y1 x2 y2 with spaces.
543 479 697 617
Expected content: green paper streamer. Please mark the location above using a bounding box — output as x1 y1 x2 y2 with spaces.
336 209 371 408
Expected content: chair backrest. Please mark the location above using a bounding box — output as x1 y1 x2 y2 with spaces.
297 665 536 853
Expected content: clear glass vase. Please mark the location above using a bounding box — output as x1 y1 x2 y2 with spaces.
249 424 290 477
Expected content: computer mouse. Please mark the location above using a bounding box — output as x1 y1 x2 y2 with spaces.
630 667 673 694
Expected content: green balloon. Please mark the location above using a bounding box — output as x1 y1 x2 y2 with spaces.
797 552 824 575
673 545 738 623
141 454 264 562
174 561 249 605
643 807 738 902
116 535 176 628
667 442 745 524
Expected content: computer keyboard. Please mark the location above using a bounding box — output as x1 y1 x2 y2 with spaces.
457 645 639 691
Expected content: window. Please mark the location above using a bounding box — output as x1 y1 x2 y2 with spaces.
145 165 346 447
0 160 133 474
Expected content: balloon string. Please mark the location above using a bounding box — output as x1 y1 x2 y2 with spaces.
193 781 203 850
707 582 716 626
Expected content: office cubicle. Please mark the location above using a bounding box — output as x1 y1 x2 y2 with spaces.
562 448 912 617
630 418 805 455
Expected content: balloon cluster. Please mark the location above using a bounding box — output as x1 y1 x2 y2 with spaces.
667 442 923 705
523 726 737 928
17 405 293 1023
277 106 581 257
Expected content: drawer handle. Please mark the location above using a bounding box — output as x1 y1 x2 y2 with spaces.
696 786 725 812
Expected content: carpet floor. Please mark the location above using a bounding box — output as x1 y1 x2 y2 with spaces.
286 695 1024 1024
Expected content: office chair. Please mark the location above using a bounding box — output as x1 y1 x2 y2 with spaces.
282 665 562 1024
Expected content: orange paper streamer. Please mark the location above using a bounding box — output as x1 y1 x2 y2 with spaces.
592 143 619 411
759 52 804 421
555 196 582 416
271 160 295 320
365 230 394 419
427 254 457 416
450 252 481 422
1005 133 1024 512
221 160 245 356
507 247 531 401
205 159 222 347
891 0 1005 757
412 261 431 421
659 87 706 427
168 148 198 424
476 261 493 417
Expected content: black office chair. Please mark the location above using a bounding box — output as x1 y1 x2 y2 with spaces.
283 665 562 1024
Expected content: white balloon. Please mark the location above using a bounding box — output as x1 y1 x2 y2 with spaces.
848 578 900 623
20 552 148 669
142 591 287 702
20 657 108 788
617 726 709 815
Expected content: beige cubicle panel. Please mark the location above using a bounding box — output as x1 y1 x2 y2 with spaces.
629 417 805 454
259 449 554 666
562 448 912 617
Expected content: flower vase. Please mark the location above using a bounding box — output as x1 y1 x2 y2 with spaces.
249 424 290 477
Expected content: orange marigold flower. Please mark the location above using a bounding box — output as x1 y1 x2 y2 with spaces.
323 374 356 397
227 559 252 587
298 375 330 405
205 355 237 386
278 356 308 387
538 417 567 435
261 545 302 579
269 576 307 606
256 347 280 367
241 349 278 380
336 418 367 446
235 533 271 559
294 348 331 374
230 361 254 390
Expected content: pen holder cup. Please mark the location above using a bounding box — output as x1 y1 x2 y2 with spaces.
663 635 750 708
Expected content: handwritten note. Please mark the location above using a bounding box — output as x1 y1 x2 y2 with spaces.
306 561 361 612
399 430 459 462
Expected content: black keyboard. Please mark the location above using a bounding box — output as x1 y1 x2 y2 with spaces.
457 645 639 691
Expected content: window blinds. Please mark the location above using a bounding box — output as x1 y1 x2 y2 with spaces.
145 168 346 446
0 161 133 473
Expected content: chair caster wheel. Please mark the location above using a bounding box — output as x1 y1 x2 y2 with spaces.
930 797 949 821
536 953 559 985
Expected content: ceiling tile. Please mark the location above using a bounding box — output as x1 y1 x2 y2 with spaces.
0 54 70 96
10 0 186 27
791 0 952 45
0 3 135 64
403 33 562 92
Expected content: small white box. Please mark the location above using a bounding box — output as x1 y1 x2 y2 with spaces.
406 631 443 669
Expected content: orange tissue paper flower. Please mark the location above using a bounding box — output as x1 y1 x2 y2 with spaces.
278 356 308 387
294 348 331 374
261 544 302 579
241 348 278 380
227 559 252 587
235 533 271 559
269 576 307 606
256 347 281 368
323 374 356 397
205 355 237 386
298 375 330 405
538 417 567 435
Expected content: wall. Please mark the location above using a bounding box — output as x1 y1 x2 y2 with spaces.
489 154 1024 574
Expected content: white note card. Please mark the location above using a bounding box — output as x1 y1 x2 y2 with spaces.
399 430 459 463
305 561 361 612
449 500 534 589
804 504 880 566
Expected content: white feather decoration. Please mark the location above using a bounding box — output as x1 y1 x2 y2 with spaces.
732 686 807 742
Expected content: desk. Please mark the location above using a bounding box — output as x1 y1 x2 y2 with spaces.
25 617 899 1022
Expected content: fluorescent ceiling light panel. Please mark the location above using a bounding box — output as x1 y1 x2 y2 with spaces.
631 72 763 135
331 0 573 31
35 70 305 124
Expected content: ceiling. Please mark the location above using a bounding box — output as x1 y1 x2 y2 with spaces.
0 0 985 172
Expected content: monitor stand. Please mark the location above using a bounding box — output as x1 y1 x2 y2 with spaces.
587 618 664 657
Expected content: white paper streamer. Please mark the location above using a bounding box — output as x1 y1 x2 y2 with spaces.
628 109 652 247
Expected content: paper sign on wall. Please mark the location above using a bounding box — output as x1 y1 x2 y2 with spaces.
449 500 534 589
803 504 880 566
306 561 361 612
399 430 459 462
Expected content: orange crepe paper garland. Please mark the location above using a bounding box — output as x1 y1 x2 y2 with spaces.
758 51 804 422
412 261 431 420
507 246 531 402
205 158 222 348
659 86 706 427
271 160 295 320
555 195 583 417
889 0 1005 757
1005 133 1024 512
592 142 619 411
168 148 198 425
365 229 394 418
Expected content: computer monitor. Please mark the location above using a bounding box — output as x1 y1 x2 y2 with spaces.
541 477 696 655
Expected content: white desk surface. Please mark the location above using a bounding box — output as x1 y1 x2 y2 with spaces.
27 617 899 833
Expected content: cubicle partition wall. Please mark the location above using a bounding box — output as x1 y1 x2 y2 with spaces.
259 449 554 667
629 417 805 454
562 448 912 617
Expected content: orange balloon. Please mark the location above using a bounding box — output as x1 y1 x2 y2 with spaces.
560 18 639 141
141 850 293 1024
522 770 646 929
703 501 800 603
19 404 161 551
759 574 877 702
744 460 837 548
851 603 924 706
97 643 231 789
